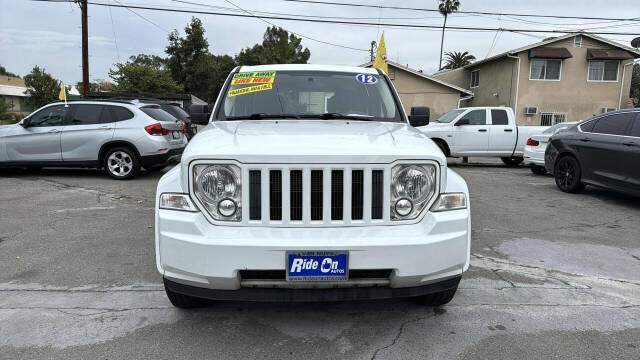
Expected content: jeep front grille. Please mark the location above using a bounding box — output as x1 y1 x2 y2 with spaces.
243 165 391 226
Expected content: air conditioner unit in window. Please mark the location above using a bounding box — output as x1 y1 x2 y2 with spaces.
601 107 617 113
524 107 538 115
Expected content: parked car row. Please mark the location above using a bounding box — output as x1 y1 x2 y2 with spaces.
0 99 193 179
418 106 640 198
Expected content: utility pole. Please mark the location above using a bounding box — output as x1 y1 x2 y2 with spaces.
370 41 377 62
79 0 89 98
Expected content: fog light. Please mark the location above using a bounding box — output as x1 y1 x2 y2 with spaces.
395 198 413 216
218 198 237 217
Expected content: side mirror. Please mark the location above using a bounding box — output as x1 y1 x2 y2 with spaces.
455 118 470 126
190 104 210 125
19 120 29 128
408 106 430 127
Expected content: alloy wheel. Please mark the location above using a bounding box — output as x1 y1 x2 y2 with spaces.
107 151 133 177
557 158 576 190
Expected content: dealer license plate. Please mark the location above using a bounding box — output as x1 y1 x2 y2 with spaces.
171 131 181 139
286 251 349 281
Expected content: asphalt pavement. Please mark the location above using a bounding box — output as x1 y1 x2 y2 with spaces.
1 158 639 359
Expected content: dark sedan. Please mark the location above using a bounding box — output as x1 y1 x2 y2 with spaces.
545 109 640 196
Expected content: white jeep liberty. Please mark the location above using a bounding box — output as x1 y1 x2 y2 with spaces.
155 64 470 308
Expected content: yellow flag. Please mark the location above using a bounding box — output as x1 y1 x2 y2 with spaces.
373 33 388 74
58 83 66 101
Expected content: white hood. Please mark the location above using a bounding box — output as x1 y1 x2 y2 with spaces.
181 120 446 165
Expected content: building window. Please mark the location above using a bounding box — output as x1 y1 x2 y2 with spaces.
588 60 618 82
540 112 567 126
573 35 582 48
530 59 562 81
470 70 479 88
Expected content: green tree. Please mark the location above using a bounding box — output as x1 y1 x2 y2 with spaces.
438 0 461 70
236 27 310 65
0 65 20 78
129 54 168 70
108 60 182 94
165 17 210 88
442 51 476 69
23 66 60 109
631 63 640 106
0 98 10 120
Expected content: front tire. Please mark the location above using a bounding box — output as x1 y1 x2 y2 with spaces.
103 147 140 180
165 285 208 308
530 165 547 175
501 156 524 167
554 156 585 193
416 286 458 306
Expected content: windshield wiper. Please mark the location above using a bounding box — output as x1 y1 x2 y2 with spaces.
226 113 300 120
300 113 374 121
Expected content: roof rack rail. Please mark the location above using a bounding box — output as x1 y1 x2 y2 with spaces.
48 99 134 105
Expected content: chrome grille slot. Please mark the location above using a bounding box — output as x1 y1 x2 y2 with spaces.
269 170 282 221
249 170 261 220
310 170 323 221
290 170 303 221
371 170 383 219
351 170 364 220
331 170 344 220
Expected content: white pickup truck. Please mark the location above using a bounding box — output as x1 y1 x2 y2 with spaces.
155 64 470 308
417 107 548 166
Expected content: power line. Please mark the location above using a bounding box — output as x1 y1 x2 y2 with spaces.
111 0 169 33
173 0 368 51
33 0 640 36
281 0 640 22
107 0 121 61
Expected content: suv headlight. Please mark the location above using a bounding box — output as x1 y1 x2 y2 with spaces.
193 164 242 221
391 164 436 220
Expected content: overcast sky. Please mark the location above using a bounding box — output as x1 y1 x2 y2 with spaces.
1 0 638 84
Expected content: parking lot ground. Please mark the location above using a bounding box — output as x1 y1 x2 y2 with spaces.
1 159 639 359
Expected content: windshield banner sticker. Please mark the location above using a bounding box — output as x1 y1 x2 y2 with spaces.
355 73 377 84
231 71 276 85
228 83 273 97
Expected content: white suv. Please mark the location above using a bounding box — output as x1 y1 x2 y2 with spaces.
155 64 470 307
0 100 187 179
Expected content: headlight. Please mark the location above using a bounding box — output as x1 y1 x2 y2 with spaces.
193 164 242 221
391 164 436 220
430 193 466 212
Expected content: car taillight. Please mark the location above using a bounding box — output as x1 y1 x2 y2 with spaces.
179 120 188 133
548 136 553 142
526 138 539 146
145 123 169 136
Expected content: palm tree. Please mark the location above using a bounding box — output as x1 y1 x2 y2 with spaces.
443 51 476 70
438 0 461 70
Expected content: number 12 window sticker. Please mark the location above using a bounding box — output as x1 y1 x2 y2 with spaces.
228 71 277 97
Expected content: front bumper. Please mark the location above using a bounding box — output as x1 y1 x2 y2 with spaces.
164 275 461 302
157 207 469 291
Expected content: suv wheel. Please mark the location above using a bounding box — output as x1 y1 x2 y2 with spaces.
165 285 208 308
416 286 458 306
530 165 546 175
501 156 524 167
554 156 585 193
104 147 140 180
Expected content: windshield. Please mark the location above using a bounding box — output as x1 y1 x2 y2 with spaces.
221 71 402 122
542 122 574 134
436 109 465 123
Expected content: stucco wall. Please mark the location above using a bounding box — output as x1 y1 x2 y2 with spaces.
466 56 518 110
433 35 636 126
515 36 634 125
388 67 462 120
